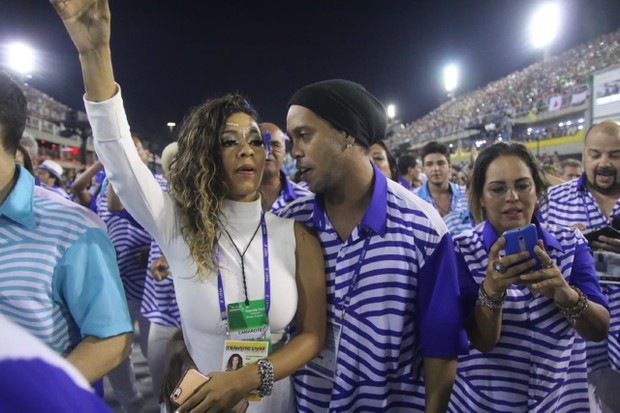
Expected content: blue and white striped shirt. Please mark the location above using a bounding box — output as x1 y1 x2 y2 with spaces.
97 175 167 303
414 181 473 236
451 219 607 412
269 171 311 215
140 176 180 328
41 183 70 200
541 174 620 373
0 166 131 356
141 240 180 328
280 163 468 412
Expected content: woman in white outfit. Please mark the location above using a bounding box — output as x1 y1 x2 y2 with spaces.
50 1 327 412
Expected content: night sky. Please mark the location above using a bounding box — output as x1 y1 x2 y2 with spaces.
2 0 620 146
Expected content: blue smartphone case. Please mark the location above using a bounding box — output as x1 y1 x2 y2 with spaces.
502 224 542 272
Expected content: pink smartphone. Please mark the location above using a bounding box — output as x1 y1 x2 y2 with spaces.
169 368 210 407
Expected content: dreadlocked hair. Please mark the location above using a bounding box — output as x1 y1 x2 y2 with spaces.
168 94 258 280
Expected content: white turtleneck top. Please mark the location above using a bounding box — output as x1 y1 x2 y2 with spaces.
174 198 298 370
85 90 298 412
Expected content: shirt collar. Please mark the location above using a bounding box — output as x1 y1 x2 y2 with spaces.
449 181 462 196
313 161 388 237
577 172 588 192
417 181 461 201
279 171 299 201
416 182 431 200
398 175 411 190
481 216 563 253
0 165 36 229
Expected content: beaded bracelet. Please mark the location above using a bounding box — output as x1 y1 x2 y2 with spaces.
477 283 506 310
557 285 589 321
256 358 274 397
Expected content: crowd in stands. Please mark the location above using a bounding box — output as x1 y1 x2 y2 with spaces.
18 81 94 170
390 28 620 146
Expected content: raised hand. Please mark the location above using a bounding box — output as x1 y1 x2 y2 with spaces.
50 0 111 54
50 0 116 101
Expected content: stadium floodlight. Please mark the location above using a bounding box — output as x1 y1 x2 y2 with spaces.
7 42 35 75
167 121 176 134
530 3 560 50
444 65 458 95
387 104 396 119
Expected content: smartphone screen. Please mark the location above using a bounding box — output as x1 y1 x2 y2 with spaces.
502 224 542 272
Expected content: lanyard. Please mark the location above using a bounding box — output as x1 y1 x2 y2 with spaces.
217 212 270 333
337 236 371 321
581 190 594 229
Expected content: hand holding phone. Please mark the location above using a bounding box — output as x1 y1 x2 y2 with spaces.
584 225 620 245
169 369 250 413
502 224 541 273
170 368 210 407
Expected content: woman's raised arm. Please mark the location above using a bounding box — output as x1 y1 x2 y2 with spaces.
51 0 175 250
50 0 116 101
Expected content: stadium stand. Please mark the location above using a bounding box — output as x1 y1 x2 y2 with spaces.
389 28 620 163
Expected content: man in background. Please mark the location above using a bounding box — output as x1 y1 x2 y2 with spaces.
559 158 584 181
415 141 472 236
543 120 620 412
259 122 310 213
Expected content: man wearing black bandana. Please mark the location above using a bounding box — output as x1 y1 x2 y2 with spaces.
280 79 468 412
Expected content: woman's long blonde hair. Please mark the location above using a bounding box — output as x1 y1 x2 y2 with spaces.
168 94 258 279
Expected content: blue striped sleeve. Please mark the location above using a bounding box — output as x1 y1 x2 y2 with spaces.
417 233 468 357
455 246 479 319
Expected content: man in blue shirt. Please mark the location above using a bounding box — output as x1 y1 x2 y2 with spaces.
282 79 467 412
396 153 419 190
0 71 132 384
415 141 472 236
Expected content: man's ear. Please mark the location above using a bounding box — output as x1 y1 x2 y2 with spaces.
342 133 356 150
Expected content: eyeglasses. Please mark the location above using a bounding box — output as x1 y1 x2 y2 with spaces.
485 181 534 198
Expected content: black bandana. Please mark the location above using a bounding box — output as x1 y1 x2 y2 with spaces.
288 79 387 148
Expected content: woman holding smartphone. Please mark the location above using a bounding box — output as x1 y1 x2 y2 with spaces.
450 142 610 412
50 1 326 412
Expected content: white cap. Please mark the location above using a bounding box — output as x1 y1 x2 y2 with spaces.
38 159 64 180
161 142 178 177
